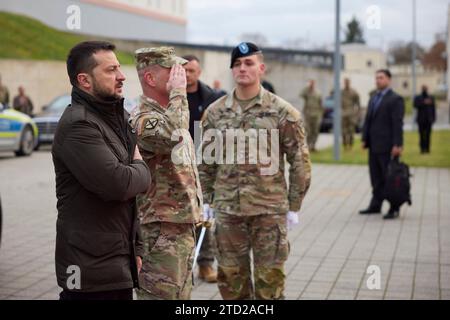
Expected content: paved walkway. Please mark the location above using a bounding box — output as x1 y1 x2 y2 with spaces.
0 151 449 300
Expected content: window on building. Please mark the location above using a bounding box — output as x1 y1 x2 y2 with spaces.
367 60 372 68
403 81 409 89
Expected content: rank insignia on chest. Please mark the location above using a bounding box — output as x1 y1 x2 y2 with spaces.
145 118 159 130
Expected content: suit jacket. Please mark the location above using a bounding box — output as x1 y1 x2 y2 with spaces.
362 89 404 154
414 93 436 125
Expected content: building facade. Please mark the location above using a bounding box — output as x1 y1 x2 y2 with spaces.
0 0 187 42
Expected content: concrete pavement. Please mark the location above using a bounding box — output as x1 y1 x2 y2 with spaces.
0 149 449 300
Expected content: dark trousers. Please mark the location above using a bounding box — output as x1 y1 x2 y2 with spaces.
368 151 398 210
418 122 432 153
59 288 133 300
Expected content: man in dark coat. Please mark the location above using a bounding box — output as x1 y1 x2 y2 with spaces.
52 41 151 300
414 85 436 154
182 54 225 283
360 69 405 220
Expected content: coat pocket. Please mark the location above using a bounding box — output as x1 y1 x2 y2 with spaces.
68 231 126 257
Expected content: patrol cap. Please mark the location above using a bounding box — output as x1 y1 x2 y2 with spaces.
135 46 188 70
230 42 262 68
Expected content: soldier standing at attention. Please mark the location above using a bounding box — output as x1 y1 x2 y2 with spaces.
341 78 360 150
300 79 323 152
199 42 311 300
130 47 203 300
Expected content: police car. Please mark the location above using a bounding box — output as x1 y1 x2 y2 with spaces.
0 103 38 156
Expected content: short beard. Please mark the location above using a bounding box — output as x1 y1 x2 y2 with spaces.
92 78 121 102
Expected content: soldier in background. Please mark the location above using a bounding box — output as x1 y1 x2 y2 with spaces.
13 86 34 116
199 42 311 300
0 74 10 107
130 47 203 300
301 80 323 151
341 78 360 150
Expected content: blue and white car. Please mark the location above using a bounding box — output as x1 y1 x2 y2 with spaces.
0 103 38 156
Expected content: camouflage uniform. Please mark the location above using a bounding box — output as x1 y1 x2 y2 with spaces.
199 86 311 299
341 88 360 147
0 84 10 106
130 47 203 300
300 87 323 150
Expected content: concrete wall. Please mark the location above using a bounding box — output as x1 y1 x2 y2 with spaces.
0 59 141 113
0 55 334 115
390 64 446 98
340 44 388 107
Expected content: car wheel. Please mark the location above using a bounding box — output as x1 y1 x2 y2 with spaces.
15 126 34 156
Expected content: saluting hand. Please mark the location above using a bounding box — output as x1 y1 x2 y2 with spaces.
166 64 187 93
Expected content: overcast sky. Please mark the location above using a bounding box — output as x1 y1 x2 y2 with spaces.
186 0 449 51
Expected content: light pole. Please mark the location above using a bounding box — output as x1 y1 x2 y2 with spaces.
333 0 342 161
412 0 417 127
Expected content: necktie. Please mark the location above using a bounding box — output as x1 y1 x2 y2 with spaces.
371 92 383 116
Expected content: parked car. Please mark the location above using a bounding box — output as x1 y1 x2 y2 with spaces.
33 94 138 149
0 103 38 156
33 94 71 149
319 95 366 133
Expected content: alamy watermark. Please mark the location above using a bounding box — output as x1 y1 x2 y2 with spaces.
66 5 81 30
66 265 81 290
170 124 280 176
366 5 381 30
366 265 381 290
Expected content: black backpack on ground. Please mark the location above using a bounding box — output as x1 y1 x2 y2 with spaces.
384 157 412 208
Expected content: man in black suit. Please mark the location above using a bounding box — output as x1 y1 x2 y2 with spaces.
414 85 436 154
360 69 405 219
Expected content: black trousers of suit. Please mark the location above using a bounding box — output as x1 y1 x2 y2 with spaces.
368 151 399 211
418 122 432 153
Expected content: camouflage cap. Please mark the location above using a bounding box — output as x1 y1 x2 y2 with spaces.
135 47 188 70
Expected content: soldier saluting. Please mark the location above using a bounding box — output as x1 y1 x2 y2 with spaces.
130 47 203 300
199 42 311 300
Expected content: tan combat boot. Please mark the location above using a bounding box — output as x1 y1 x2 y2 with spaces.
198 266 217 283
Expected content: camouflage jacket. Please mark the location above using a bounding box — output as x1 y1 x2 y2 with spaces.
301 88 323 117
341 88 360 117
130 88 203 224
199 86 311 216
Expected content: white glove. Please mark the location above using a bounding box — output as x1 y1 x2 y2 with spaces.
203 204 215 221
287 211 300 230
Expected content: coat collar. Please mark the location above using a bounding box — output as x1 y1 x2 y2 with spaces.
71 86 124 117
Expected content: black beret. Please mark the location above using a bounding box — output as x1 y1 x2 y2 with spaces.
230 42 262 68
